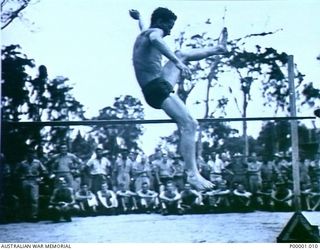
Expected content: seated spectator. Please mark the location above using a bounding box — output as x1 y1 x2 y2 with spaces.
136 182 159 213
232 183 253 211
256 181 275 211
271 181 293 211
159 181 183 215
75 184 98 216
48 178 79 222
116 183 138 213
202 187 219 211
213 181 232 211
305 181 320 211
301 182 312 211
180 183 203 213
96 183 118 215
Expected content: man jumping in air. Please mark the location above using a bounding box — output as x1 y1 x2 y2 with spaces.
130 8 228 190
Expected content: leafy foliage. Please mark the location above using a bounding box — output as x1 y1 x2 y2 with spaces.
1 0 35 30
1 45 85 163
168 21 319 158
90 95 145 159
257 121 314 161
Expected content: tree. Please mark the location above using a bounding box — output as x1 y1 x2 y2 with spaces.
257 121 315 161
1 0 36 30
2 45 35 162
90 95 144 159
173 21 314 159
1 45 85 163
71 131 97 160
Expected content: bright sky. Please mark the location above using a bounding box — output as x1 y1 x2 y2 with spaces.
2 0 320 154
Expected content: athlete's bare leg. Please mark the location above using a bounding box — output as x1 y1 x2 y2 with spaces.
161 94 214 190
160 28 228 190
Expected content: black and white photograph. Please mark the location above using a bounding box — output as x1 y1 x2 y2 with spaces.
1 0 320 244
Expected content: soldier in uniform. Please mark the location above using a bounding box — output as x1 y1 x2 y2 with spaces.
49 144 83 189
16 149 48 221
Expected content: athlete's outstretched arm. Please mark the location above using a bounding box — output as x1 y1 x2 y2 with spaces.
129 9 146 32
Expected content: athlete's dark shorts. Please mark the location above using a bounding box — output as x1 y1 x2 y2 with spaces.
142 77 174 109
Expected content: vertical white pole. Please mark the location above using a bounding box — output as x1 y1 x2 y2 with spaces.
288 55 301 211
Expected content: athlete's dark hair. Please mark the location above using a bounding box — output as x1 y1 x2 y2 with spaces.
151 7 177 26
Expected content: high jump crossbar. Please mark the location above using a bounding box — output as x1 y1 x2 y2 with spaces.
2 116 315 127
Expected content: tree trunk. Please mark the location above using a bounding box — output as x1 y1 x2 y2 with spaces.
243 92 249 158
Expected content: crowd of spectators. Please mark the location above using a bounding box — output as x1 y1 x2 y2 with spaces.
1 144 320 223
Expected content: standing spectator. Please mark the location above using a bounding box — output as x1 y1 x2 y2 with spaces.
49 144 83 189
180 183 203 213
247 153 262 193
75 184 98 216
300 158 311 187
16 149 48 221
154 152 175 192
128 150 139 190
261 160 278 185
1 154 19 223
149 147 162 162
48 177 78 222
209 154 223 184
159 181 183 215
309 159 320 183
132 154 152 192
86 147 112 194
198 156 211 181
96 183 118 215
172 154 185 191
136 182 159 213
116 183 138 213
229 154 248 188
114 150 133 190
275 153 291 181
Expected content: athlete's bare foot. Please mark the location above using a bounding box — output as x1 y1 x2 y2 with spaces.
217 27 228 53
187 172 215 191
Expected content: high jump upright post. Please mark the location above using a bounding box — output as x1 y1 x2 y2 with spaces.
288 55 301 211
277 56 320 243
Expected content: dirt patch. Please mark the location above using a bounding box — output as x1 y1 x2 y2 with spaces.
0 211 319 243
